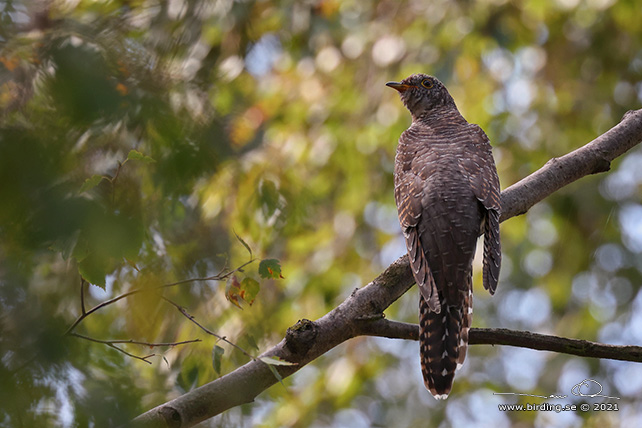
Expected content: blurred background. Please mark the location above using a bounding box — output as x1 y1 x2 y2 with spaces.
1 0 642 426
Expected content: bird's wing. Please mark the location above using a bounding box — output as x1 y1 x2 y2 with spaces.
458 125 501 294
395 132 441 313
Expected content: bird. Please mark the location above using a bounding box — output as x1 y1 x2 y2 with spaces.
386 73 501 399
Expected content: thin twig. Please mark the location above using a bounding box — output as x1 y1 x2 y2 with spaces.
69 332 201 348
70 333 155 363
69 332 201 364
162 297 256 360
157 258 255 291
64 259 256 336
80 278 86 315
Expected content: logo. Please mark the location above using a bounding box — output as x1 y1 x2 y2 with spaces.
494 378 620 400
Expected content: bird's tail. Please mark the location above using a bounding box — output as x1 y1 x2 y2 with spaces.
419 283 472 399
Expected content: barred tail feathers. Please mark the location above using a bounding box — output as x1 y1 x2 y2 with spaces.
419 284 472 399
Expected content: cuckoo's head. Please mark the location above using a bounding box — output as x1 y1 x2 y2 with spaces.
386 74 456 118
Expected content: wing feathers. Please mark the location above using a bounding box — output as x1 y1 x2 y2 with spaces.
482 208 501 294
405 227 441 313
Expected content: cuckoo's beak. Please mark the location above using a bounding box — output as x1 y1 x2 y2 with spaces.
386 81 412 92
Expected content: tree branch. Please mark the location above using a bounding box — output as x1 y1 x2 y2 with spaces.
132 109 642 427
359 320 642 363
499 109 642 221
68 332 201 363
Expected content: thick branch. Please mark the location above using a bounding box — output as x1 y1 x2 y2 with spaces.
132 256 417 428
132 109 642 427
500 109 642 221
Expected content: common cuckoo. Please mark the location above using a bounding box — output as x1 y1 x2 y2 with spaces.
387 74 501 399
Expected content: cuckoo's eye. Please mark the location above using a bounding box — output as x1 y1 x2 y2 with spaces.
421 79 433 89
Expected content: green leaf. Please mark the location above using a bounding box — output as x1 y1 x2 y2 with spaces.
240 278 260 304
77 252 109 288
259 356 296 366
233 230 252 259
126 149 156 163
80 174 105 193
212 345 224 375
266 363 284 385
259 356 296 387
258 259 283 279
71 235 90 262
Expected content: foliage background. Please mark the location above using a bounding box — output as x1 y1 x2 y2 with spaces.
1 0 642 426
